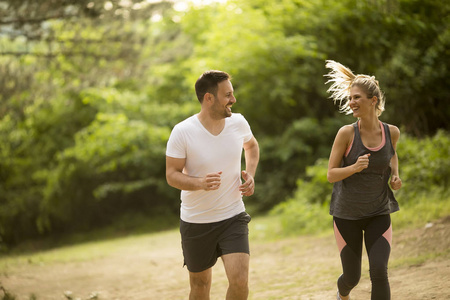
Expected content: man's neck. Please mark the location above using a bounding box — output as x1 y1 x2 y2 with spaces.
197 110 226 136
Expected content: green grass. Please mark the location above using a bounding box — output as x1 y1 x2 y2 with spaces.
391 192 450 229
271 188 450 238
390 249 450 269
1 236 119 271
0 224 179 271
4 211 179 255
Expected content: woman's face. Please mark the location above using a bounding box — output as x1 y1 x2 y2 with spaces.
349 85 374 118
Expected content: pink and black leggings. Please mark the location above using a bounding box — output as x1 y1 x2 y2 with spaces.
333 214 392 300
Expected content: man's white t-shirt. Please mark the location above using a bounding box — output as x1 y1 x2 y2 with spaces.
166 113 253 223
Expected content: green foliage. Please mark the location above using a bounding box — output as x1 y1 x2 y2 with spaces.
270 199 330 236
0 91 98 247
270 158 331 235
181 0 336 134
0 1 193 246
39 112 171 232
250 117 348 211
376 0 450 135
395 130 450 199
0 0 449 248
391 192 450 229
36 85 197 234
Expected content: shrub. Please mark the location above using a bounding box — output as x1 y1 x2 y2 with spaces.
270 158 331 235
395 130 449 202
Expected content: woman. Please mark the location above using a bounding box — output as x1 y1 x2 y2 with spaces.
325 60 402 300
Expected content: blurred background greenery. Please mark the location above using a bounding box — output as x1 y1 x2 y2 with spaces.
0 0 448 251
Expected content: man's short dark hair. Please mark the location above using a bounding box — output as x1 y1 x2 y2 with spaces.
195 70 231 103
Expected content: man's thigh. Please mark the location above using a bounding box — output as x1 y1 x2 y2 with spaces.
221 252 250 282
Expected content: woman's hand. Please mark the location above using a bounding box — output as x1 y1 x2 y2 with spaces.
353 153 371 173
390 175 402 190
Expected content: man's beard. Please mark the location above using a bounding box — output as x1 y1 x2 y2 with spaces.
212 101 232 119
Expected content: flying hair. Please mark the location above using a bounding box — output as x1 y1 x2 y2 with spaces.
324 60 385 116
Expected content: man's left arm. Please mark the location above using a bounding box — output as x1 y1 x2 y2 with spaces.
239 136 260 196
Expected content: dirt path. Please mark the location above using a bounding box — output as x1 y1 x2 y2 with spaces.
1 216 449 300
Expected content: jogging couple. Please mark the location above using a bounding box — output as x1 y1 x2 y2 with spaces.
165 61 402 300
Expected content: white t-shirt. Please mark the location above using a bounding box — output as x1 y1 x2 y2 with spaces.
166 113 253 223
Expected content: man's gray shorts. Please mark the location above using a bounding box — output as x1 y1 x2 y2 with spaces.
180 212 251 272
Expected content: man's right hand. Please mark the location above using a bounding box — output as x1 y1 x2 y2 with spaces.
202 172 222 191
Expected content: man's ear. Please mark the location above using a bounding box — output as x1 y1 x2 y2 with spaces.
204 92 214 104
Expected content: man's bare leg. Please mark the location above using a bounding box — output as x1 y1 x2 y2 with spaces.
189 268 212 300
222 253 250 300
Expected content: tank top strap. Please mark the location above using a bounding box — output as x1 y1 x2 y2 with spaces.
344 122 361 157
382 122 390 142
382 122 395 153
352 121 363 147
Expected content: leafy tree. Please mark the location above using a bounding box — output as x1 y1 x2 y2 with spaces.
0 0 194 246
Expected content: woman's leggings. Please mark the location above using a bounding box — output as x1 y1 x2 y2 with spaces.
333 215 392 300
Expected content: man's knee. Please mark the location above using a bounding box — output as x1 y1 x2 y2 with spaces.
229 275 248 290
191 277 210 289
190 270 212 291
191 278 209 289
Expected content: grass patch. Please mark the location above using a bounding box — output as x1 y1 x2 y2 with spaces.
390 249 450 269
270 190 450 238
392 191 450 229
5 211 179 255
1 236 118 271
0 212 180 271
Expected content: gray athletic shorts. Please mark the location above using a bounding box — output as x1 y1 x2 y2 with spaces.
180 212 251 272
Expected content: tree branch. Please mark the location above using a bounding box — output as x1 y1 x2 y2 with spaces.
0 51 118 60
0 14 78 25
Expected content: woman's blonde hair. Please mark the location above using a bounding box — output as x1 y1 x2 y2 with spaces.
324 60 385 116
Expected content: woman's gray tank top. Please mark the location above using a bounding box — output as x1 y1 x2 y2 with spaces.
330 121 399 220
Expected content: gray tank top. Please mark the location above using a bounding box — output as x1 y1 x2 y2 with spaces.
330 121 399 220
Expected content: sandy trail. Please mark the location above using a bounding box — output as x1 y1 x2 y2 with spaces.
1 216 449 299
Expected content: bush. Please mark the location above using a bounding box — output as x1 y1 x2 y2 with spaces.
270 158 331 235
395 130 450 202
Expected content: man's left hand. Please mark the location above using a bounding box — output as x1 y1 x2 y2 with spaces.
239 170 255 196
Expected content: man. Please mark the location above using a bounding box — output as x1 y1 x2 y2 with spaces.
166 70 259 300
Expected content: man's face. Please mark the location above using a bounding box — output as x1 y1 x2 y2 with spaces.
211 80 236 119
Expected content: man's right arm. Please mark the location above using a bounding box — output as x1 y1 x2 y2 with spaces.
166 156 222 191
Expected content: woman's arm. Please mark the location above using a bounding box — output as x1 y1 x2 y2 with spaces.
389 125 402 190
327 125 370 183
